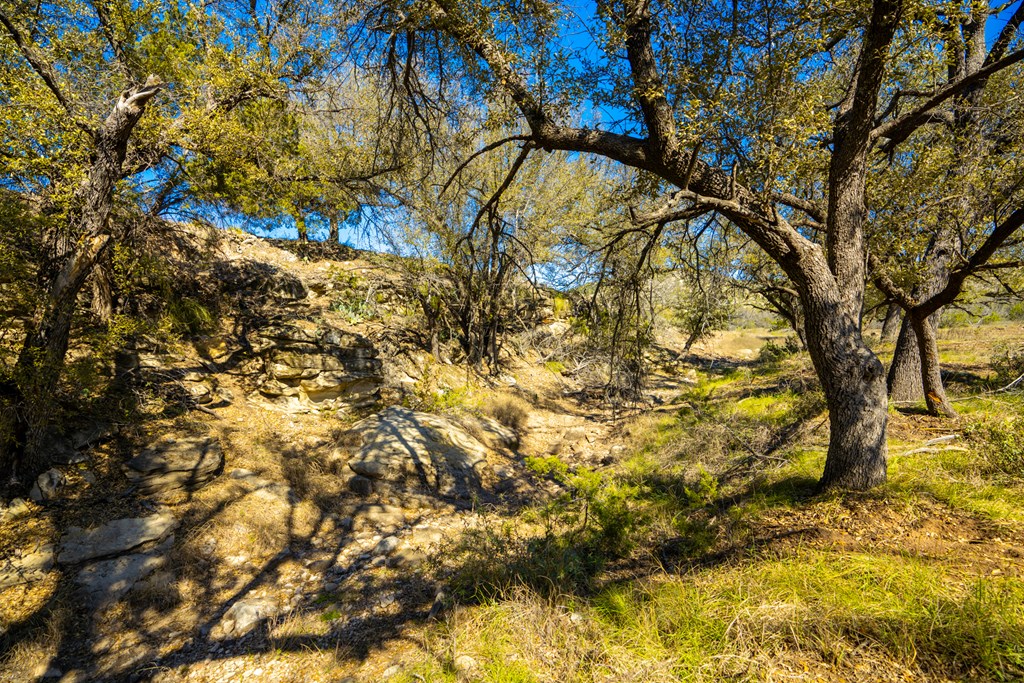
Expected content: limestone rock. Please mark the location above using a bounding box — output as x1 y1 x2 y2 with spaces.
373 536 401 556
253 323 382 412
354 504 406 531
59 512 177 565
228 468 296 503
76 538 172 607
124 436 224 495
343 407 495 498
454 655 480 677
29 469 66 502
213 597 280 638
38 427 88 465
0 544 55 589
463 415 520 450
0 498 31 522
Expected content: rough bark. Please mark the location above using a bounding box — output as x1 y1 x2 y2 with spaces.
887 315 923 401
11 76 162 480
328 215 340 244
880 302 901 342
807 298 889 490
90 257 115 322
910 313 957 417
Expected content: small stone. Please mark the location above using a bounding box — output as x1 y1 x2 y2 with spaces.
213 598 280 639
454 655 479 675
382 667 402 680
373 535 400 557
29 469 66 502
347 474 373 496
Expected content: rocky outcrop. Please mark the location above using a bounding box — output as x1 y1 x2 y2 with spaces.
124 436 224 495
58 512 178 565
341 407 496 499
253 323 382 412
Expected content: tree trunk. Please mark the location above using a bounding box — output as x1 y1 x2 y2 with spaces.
813 0 900 490
804 294 889 490
887 304 946 408
682 326 700 353
888 314 923 401
9 76 161 482
910 313 957 417
16 235 112 475
328 214 339 244
880 302 901 342
91 257 114 322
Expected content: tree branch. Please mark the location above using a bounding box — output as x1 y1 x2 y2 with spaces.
872 48 1024 150
0 10 94 136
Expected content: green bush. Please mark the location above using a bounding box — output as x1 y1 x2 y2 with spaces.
758 337 800 365
965 419 1024 478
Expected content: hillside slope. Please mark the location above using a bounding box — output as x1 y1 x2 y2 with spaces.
1 228 1022 682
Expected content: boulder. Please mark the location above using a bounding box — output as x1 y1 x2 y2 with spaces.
59 512 177 565
124 436 224 495
343 407 494 498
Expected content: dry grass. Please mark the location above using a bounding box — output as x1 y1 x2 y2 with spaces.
482 394 531 433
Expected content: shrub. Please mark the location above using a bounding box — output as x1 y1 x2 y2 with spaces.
758 337 800 365
965 419 1024 478
485 395 531 433
990 344 1024 385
